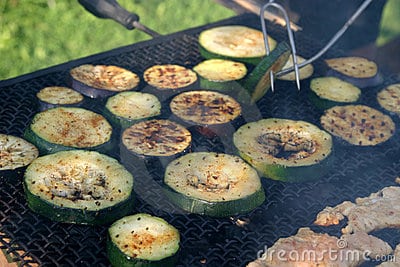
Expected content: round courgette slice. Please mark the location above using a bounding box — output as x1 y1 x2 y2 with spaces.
164 152 265 217
24 107 113 154
104 91 161 129
121 119 192 158
198 25 277 65
233 119 333 182
23 150 134 225
0 134 38 171
309 76 361 110
36 86 84 111
70 64 140 98
107 213 180 267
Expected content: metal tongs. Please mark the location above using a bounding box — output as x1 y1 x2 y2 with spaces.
261 0 375 91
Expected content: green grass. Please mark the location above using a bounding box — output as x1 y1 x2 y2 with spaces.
0 0 399 81
0 0 235 81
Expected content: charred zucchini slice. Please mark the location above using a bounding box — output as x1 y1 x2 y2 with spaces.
121 119 192 158
104 91 161 129
241 41 290 103
0 134 38 171
169 90 241 126
143 64 198 101
24 107 113 154
164 152 265 217
198 25 277 65
233 119 333 182
107 213 180 267
309 76 361 109
36 86 84 111
70 64 140 98
23 150 134 225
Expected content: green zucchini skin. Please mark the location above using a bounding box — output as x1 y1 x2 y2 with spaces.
23 125 115 155
163 186 265 217
23 150 135 225
24 184 135 225
240 42 291 103
199 45 262 65
107 240 178 267
107 214 180 267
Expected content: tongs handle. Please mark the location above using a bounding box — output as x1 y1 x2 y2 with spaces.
78 0 161 37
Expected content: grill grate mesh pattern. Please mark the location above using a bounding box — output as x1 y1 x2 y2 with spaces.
0 14 399 267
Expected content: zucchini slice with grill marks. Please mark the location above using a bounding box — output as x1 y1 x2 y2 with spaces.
36 86 84 111
240 41 290 103
142 64 198 101
23 150 134 225
0 134 38 178
233 119 333 182
104 91 161 129
164 152 265 217
24 107 113 154
107 213 180 267
198 25 277 65
70 64 140 98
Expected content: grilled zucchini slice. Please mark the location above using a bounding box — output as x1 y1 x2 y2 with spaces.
143 64 198 101
198 25 277 65
0 134 38 175
377 83 400 115
36 86 84 111
24 107 113 154
309 76 361 109
240 42 290 103
233 119 333 182
70 64 140 98
23 150 134 225
104 91 161 129
164 152 265 217
107 213 180 267
121 119 191 158
324 57 382 88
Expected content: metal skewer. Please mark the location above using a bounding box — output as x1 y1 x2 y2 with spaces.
260 0 375 91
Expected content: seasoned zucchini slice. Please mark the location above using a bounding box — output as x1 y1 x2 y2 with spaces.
105 91 161 129
164 152 265 217
121 119 191 158
107 213 180 267
198 25 277 65
241 42 290 103
23 150 134 225
143 64 198 101
169 90 241 126
0 134 38 171
278 55 314 81
320 105 396 146
377 83 400 115
233 119 333 182
24 107 113 154
193 59 247 83
324 57 382 88
36 86 84 111
309 76 361 109
70 64 140 98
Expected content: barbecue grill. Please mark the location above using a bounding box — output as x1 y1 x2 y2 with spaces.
1 2 400 266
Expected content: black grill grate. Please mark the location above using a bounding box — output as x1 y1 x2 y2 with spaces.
0 14 399 267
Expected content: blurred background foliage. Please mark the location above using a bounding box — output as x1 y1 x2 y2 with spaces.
0 0 399 81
